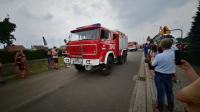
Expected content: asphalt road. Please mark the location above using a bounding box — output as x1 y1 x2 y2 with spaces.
9 51 142 112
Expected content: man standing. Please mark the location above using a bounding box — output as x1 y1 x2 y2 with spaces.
152 38 175 112
47 49 53 70
143 43 149 58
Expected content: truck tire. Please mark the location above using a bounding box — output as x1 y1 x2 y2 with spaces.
74 65 85 72
102 56 113 75
124 52 127 62
118 55 125 64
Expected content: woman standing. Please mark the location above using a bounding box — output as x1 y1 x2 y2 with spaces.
51 47 59 70
15 50 26 78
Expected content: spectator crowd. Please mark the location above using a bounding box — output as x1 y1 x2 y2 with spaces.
144 37 200 112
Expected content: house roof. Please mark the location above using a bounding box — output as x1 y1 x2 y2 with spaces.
6 45 26 52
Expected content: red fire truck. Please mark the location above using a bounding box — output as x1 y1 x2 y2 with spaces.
64 23 128 75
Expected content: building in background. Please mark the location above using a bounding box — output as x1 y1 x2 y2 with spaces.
5 45 26 52
31 45 48 51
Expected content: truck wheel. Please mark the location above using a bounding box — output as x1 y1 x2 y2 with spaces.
74 65 85 72
118 55 124 64
124 52 127 63
102 56 113 75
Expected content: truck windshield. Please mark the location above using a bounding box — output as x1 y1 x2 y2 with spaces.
69 29 100 41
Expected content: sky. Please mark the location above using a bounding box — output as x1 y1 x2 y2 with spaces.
0 0 199 48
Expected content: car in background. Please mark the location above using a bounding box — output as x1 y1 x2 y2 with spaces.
128 42 138 51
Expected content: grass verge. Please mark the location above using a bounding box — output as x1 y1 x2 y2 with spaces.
1 57 65 81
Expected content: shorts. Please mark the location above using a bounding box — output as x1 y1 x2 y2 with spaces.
48 57 52 64
53 58 58 63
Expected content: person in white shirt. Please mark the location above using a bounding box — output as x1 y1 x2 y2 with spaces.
152 38 175 112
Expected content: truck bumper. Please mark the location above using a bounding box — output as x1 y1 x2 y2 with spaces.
65 58 100 66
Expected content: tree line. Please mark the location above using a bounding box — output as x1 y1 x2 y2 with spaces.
186 0 200 66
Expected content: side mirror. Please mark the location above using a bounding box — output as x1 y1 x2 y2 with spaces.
64 39 67 43
113 34 116 40
101 30 105 39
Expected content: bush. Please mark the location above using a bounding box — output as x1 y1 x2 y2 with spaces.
182 50 200 66
0 49 48 64
0 50 15 64
24 50 47 60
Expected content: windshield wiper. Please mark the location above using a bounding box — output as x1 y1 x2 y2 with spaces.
81 39 92 40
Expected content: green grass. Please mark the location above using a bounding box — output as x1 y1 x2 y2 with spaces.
1 57 65 80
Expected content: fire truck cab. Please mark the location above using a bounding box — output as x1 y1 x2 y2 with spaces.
65 23 128 75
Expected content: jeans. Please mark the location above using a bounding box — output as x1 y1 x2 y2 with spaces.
144 50 148 58
48 57 52 65
154 71 174 112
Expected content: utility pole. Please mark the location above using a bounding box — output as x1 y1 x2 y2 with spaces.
170 29 183 38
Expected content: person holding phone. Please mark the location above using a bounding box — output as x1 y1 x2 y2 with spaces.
176 60 200 112
151 38 176 112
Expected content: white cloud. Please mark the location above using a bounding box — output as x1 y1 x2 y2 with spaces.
122 0 198 43
0 0 198 48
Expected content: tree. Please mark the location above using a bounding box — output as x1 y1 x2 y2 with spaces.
187 0 200 66
176 37 183 43
0 17 16 47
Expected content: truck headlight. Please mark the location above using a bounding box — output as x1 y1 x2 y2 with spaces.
86 60 90 64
